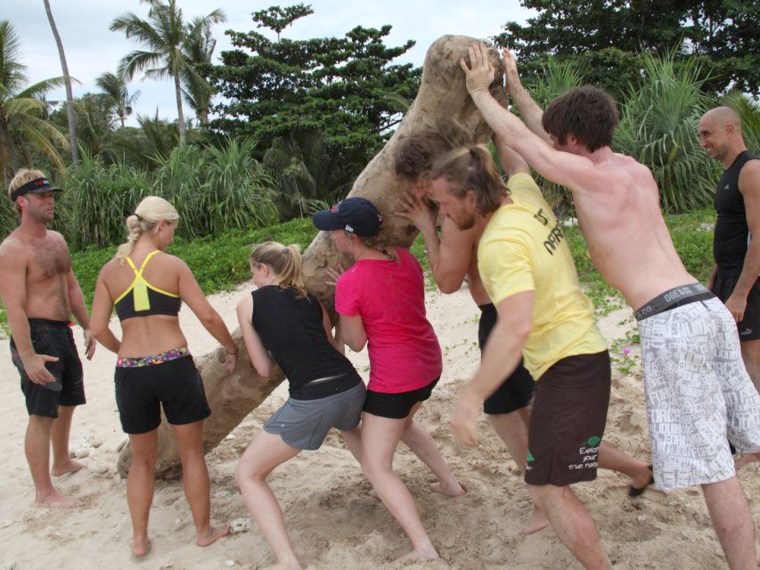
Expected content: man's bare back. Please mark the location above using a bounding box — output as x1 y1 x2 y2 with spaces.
566 150 695 309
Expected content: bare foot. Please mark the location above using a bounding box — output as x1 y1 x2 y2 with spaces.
735 452 760 471
131 536 152 558
430 481 466 498
522 505 549 535
35 492 82 508
627 463 655 497
52 459 85 477
196 523 231 547
393 547 439 565
630 464 654 490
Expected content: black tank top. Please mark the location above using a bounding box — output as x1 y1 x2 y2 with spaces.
251 286 358 397
713 150 759 272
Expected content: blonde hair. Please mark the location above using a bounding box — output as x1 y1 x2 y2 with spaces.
8 168 47 213
250 241 307 298
431 145 507 215
115 196 179 261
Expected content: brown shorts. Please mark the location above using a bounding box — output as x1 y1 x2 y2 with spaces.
525 350 611 487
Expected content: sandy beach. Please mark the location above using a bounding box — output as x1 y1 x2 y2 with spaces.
1 284 758 569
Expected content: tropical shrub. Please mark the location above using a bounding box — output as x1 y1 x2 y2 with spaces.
616 50 719 213
61 151 148 248
154 138 277 238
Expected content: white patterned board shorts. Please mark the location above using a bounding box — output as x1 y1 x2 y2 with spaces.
638 295 760 490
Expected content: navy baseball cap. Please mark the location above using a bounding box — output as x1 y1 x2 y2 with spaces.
312 197 383 238
10 177 63 201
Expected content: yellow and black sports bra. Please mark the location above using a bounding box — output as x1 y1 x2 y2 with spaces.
114 250 182 321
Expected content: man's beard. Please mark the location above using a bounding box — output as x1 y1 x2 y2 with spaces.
454 214 475 231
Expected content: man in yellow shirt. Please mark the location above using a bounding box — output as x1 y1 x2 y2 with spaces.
440 146 613 569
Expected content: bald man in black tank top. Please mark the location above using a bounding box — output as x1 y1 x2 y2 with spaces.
699 107 760 469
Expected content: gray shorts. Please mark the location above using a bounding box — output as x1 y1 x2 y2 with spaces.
638 295 760 490
264 382 366 450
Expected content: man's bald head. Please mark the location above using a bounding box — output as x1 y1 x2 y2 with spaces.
701 106 741 130
698 106 746 165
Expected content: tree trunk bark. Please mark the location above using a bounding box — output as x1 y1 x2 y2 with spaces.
117 34 506 478
174 72 187 144
43 0 79 164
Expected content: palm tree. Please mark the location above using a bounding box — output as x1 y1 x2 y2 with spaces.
96 71 140 128
0 20 69 184
181 16 217 126
110 0 225 144
43 0 78 164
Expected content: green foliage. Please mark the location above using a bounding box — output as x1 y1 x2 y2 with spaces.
0 193 16 238
110 0 226 143
496 0 760 96
0 20 70 183
61 150 149 248
56 137 277 249
49 92 116 158
262 129 343 220
207 6 420 205
96 71 140 128
497 0 687 58
667 208 716 282
182 15 220 125
615 50 719 213
722 92 760 155
154 137 278 237
514 58 584 215
252 3 313 40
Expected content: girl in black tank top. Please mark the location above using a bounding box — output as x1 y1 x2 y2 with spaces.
234 241 365 568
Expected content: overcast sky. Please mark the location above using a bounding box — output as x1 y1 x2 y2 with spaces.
7 0 533 125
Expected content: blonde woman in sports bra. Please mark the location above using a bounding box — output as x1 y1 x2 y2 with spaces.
91 196 238 557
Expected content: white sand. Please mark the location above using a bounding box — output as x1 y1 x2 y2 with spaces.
0 285 757 569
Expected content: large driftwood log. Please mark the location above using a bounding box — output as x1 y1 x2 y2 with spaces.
117 34 505 478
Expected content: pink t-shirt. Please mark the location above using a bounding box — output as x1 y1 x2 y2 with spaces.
335 247 442 393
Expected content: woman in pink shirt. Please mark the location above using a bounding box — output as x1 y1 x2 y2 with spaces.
313 197 464 564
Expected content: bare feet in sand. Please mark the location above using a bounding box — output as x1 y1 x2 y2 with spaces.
430 481 466 498
35 491 82 508
735 452 760 471
131 536 152 558
522 505 549 535
393 547 440 565
52 459 85 477
196 523 231 547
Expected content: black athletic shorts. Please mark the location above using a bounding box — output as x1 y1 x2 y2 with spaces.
114 355 210 434
710 272 760 341
478 303 535 414
11 319 86 418
363 377 439 419
525 350 611 487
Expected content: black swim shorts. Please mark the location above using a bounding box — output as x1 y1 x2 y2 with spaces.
478 303 535 414
11 319 86 418
114 355 210 434
363 377 439 419
711 272 760 341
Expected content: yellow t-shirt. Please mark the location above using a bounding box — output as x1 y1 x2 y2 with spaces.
477 173 607 380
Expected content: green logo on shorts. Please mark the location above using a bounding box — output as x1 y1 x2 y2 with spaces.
587 436 601 446
526 450 535 463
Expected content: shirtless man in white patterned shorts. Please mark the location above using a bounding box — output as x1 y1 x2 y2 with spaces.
461 43 760 569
